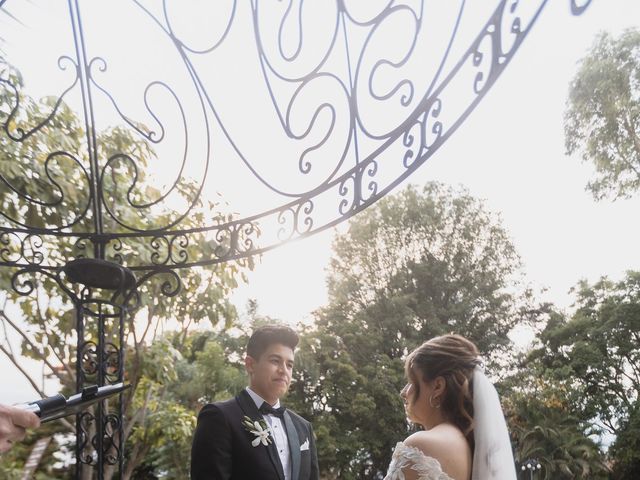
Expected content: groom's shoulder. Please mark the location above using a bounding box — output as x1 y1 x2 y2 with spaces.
286 408 312 427
197 396 241 418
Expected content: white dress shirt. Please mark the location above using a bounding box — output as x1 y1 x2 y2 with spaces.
246 387 291 480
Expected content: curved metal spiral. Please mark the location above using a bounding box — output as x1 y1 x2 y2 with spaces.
0 2 594 478
0 0 592 277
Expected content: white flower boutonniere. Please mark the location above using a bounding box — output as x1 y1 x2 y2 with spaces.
242 415 272 447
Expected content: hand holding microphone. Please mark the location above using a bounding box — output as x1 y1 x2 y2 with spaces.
1 382 128 453
0 403 40 453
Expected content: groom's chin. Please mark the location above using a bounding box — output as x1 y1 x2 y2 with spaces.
272 384 289 397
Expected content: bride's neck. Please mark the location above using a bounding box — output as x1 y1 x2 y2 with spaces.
423 411 449 430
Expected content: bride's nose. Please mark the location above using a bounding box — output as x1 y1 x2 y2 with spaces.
400 384 409 398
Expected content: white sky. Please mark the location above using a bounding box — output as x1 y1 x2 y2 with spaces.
2 1 640 404
231 0 640 328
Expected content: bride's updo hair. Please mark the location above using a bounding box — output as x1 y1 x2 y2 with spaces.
405 334 481 446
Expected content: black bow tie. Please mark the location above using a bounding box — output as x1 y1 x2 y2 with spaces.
259 402 286 418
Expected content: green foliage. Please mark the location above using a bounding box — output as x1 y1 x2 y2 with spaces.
325 182 527 360
504 369 609 479
0 428 66 480
0 59 254 478
531 272 640 435
565 28 640 200
125 329 247 478
521 272 640 477
609 402 640 478
287 183 531 478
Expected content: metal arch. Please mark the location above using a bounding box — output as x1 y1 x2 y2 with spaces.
0 1 593 278
0 1 593 477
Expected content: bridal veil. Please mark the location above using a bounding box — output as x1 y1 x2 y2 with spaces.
471 366 517 480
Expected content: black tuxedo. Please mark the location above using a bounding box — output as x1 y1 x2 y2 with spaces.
191 389 319 480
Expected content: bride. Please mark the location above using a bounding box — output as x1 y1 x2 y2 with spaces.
384 334 516 480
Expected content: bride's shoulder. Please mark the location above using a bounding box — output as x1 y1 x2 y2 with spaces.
400 427 471 476
404 425 467 457
387 439 453 480
391 437 443 466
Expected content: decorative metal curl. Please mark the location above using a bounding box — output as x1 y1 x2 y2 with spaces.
0 232 22 264
1 55 79 142
133 267 182 298
102 412 122 466
79 340 99 377
77 411 97 466
103 341 121 382
9 266 76 300
0 0 593 274
571 0 593 15
0 2 594 479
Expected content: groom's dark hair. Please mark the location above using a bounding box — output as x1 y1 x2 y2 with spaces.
247 324 299 360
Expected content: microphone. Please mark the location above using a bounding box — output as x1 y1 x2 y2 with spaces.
16 383 129 422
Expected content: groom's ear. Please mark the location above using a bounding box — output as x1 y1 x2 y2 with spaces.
245 355 256 375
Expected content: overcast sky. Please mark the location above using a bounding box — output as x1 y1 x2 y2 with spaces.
229 1 640 330
2 1 640 404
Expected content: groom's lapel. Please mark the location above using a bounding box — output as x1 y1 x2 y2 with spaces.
236 390 285 480
283 411 301 480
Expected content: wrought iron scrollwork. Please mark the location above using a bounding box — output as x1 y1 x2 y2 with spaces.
0 1 593 478
77 411 97 465
0 0 593 276
102 412 122 465
571 0 593 16
79 340 99 378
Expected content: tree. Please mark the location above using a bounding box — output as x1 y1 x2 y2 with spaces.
504 362 609 479
129 306 296 477
528 272 640 476
0 57 254 478
125 330 247 479
325 183 528 359
565 28 640 200
531 272 640 436
609 401 640 478
288 183 532 479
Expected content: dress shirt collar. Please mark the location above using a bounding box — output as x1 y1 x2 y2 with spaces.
246 387 282 410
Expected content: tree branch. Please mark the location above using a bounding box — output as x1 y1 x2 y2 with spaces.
123 383 155 441
624 111 640 163
0 310 67 384
619 115 640 178
0 344 44 396
139 302 157 347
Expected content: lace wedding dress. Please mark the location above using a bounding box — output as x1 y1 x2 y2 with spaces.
384 442 454 480
384 366 517 480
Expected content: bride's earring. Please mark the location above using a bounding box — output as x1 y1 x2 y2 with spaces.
429 394 441 409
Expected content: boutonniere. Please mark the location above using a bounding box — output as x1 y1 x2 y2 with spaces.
242 415 272 447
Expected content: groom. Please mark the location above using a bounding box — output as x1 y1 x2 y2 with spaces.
191 324 319 480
